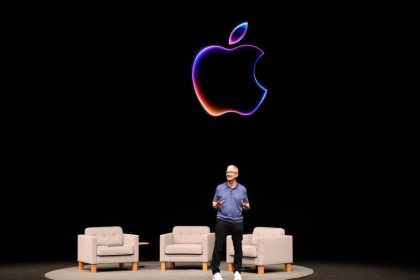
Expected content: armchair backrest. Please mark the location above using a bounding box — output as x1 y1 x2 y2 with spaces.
85 226 123 246
172 226 210 244
251 227 285 245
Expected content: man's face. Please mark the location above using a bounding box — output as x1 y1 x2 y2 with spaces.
226 170 238 181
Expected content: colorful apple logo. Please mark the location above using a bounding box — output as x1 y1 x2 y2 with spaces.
192 22 267 116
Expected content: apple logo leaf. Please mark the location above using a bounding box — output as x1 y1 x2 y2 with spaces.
229 22 248 45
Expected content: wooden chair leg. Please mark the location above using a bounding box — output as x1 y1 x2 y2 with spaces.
161 262 166 271
78 262 84 270
285 263 292 272
258 265 264 274
202 262 208 271
132 262 138 271
228 263 234 272
91 264 97 273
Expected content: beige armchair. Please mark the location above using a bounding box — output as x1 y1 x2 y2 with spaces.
227 227 293 274
160 226 215 271
77 226 139 273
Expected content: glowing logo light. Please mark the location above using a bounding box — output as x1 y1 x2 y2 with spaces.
192 22 267 116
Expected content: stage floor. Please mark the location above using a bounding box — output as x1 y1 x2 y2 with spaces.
45 261 312 280
0 260 419 280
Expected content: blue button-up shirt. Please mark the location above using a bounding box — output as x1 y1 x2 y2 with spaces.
213 182 249 223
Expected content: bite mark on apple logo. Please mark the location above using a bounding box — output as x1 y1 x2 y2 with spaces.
192 22 267 116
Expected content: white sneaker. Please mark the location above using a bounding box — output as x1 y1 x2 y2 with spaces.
234 271 242 280
212 272 224 280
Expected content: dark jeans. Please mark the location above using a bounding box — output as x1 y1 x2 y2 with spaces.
211 219 244 274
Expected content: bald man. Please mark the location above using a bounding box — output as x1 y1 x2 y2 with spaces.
211 165 250 280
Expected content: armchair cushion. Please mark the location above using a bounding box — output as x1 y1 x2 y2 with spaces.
172 226 210 244
97 245 134 256
85 226 123 246
251 227 285 245
243 245 258 257
165 244 203 255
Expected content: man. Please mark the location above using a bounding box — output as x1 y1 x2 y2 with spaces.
211 165 251 280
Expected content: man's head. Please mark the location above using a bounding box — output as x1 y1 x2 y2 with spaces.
226 165 239 173
226 165 239 181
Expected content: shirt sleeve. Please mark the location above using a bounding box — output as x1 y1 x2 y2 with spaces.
213 186 220 202
242 188 249 204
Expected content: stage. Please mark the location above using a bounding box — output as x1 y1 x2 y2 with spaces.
1 260 419 280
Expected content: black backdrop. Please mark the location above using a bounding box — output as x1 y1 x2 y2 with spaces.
3 2 418 264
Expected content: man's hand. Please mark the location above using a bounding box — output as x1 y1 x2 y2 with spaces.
241 200 251 210
213 200 225 209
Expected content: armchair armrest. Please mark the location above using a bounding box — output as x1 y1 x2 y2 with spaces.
78 234 97 264
202 232 215 261
123 233 139 259
243 234 252 245
257 235 293 265
160 233 173 261
123 233 139 245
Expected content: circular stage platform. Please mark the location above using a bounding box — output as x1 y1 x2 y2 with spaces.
45 261 313 280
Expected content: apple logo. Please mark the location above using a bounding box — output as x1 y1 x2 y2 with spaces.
192 22 267 116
